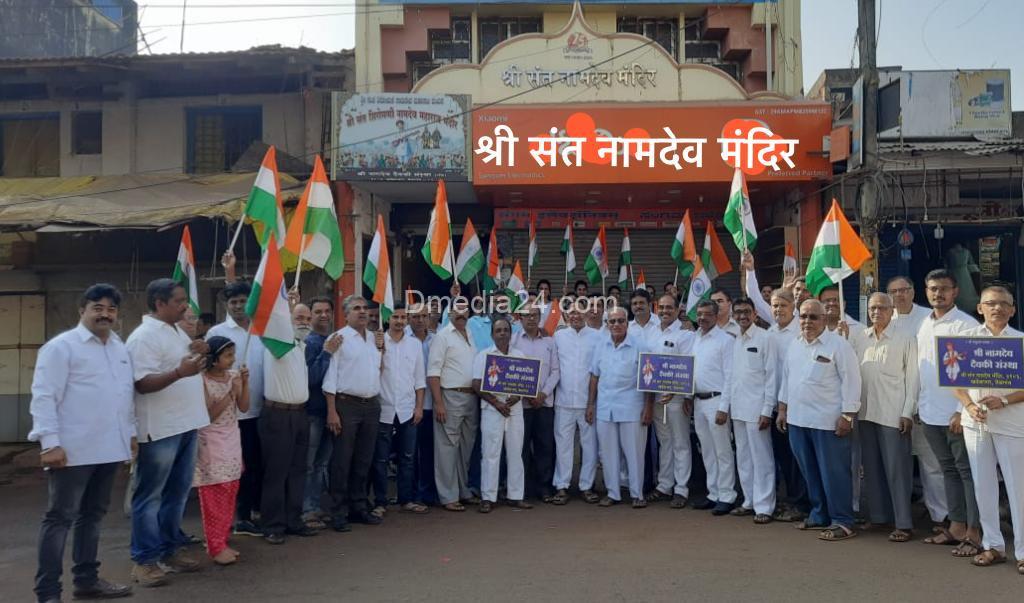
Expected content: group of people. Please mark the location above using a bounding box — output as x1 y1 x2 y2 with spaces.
26 253 1024 602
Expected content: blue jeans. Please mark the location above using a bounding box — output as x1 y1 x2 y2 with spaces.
302 415 333 515
788 424 854 528
130 430 197 564
372 417 418 507
415 409 438 505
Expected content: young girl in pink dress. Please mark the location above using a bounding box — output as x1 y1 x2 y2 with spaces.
194 336 249 565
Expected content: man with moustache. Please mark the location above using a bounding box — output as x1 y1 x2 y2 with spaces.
710 289 741 338
427 299 479 512
325 296 385 531
512 305 560 503
628 289 660 342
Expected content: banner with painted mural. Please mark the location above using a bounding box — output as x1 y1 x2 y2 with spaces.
936 336 1024 390
332 92 470 181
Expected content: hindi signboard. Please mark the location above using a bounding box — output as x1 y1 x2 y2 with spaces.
936 336 1024 390
636 352 696 396
333 92 469 181
479 354 543 398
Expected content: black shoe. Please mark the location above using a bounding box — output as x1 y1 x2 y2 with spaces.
285 525 319 537
350 511 383 526
331 518 352 533
263 532 286 545
72 577 133 599
233 520 262 537
691 499 716 510
711 501 735 516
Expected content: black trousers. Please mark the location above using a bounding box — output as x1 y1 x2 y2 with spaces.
259 405 310 535
236 417 263 521
328 396 381 518
772 417 810 512
522 406 556 499
35 462 119 602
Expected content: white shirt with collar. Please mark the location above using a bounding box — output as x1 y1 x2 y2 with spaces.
719 319 741 338
891 303 932 338
727 324 778 422
126 315 208 442
28 324 136 466
961 323 1024 437
768 319 800 401
629 316 661 343
693 326 734 413
856 323 918 429
553 325 601 409
649 320 696 358
427 322 477 389
380 330 426 424
406 325 435 410
206 315 265 419
831 313 868 352
263 341 308 404
323 325 382 399
917 307 979 426
779 329 862 431
473 345 527 414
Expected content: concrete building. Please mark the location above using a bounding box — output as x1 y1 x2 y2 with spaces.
0 0 139 59
0 47 353 441
338 0 826 304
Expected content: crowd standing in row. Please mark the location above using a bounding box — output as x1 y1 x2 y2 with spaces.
26 253 1024 601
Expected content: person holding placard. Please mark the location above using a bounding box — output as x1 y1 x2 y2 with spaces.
955 286 1024 574
473 317 531 514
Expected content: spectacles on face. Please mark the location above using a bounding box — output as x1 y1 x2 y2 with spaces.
926 285 954 293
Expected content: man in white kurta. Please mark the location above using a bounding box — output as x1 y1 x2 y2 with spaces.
725 297 778 522
552 299 601 504
954 286 1024 570
690 300 736 515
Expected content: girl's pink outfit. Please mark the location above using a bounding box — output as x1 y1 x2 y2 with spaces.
194 371 243 557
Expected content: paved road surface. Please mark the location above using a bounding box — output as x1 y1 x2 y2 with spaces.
1 469 1018 602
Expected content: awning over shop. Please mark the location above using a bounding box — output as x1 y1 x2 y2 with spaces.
0 173 301 231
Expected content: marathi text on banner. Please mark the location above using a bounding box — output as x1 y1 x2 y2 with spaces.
636 352 696 396
936 336 1024 390
480 354 543 398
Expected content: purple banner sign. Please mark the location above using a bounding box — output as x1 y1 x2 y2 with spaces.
936 336 1024 389
480 354 542 398
636 353 696 395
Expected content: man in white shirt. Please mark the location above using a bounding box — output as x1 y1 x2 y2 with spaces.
710 288 741 337
257 303 315 544
917 269 981 555
552 298 601 505
885 275 948 527
955 286 1024 571
819 285 866 351
646 294 696 509
512 304 560 503
628 289 660 342
427 300 479 512
126 279 209 586
372 304 428 516
777 299 862 542
205 281 266 536
725 297 778 523
585 295 606 332
30 284 135 602
689 299 736 516
856 293 918 543
325 296 384 531
473 317 532 513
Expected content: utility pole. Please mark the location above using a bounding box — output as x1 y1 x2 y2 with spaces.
857 0 879 313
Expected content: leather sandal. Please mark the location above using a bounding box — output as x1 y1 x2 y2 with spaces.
443 502 466 512
971 549 1006 567
478 501 493 514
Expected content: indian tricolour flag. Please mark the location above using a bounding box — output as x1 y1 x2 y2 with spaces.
243 146 287 249
505 260 527 310
617 228 632 289
363 214 395 323
670 210 697 278
561 222 576 275
700 220 733 281
783 241 798 273
584 226 609 286
636 268 647 291
723 167 758 251
483 225 501 291
245 234 295 359
172 225 199 314
421 179 455 280
455 217 485 285
283 155 344 279
805 199 872 296
528 212 539 271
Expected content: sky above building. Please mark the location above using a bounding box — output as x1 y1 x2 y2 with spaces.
137 0 1023 109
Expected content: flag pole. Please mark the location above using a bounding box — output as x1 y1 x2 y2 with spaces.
292 235 307 290
673 267 679 287
833 214 846 318
630 265 635 290
228 217 246 252
601 275 606 296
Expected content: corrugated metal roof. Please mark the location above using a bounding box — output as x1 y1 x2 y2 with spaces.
0 45 353 67
878 139 1024 156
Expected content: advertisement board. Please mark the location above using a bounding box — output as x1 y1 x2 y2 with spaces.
333 92 469 181
877 70 1012 139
